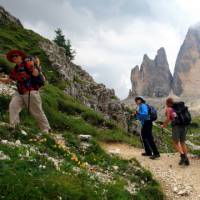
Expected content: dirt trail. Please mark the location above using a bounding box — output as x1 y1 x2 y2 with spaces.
101 143 200 200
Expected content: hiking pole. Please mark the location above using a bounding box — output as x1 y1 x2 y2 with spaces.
139 128 145 149
28 90 30 114
153 122 171 134
153 122 170 154
161 128 169 154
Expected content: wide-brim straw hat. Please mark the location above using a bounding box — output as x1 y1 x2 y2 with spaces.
6 50 27 63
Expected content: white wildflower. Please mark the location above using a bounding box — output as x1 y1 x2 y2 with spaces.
0 151 10 160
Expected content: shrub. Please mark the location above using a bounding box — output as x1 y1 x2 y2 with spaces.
135 185 164 200
81 109 104 126
105 181 132 200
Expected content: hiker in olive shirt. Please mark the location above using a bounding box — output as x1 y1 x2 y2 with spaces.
0 50 50 133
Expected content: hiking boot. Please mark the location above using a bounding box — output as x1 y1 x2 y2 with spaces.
184 157 190 166
179 154 188 165
150 154 160 160
142 153 152 157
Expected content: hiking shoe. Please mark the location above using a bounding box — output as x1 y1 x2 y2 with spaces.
179 154 186 165
150 154 160 160
184 158 190 166
179 158 185 165
142 153 152 157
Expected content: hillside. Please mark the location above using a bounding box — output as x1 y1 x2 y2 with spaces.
0 6 164 200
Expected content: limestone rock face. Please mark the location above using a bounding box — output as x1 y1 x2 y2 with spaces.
173 26 200 96
0 6 23 27
40 40 127 130
130 48 172 98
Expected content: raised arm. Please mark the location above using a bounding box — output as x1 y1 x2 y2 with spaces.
161 109 171 128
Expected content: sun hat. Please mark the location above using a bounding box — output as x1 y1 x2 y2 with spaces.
6 50 27 63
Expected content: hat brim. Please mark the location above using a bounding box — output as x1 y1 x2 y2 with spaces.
6 50 27 63
135 96 145 102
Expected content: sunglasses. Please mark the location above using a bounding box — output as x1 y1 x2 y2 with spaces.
11 54 19 59
24 57 34 62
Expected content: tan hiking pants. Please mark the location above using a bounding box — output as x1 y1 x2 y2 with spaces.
9 91 50 132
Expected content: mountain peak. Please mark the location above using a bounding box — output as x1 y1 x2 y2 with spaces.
157 47 166 56
130 48 172 97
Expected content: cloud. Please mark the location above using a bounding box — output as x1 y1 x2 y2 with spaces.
1 0 200 99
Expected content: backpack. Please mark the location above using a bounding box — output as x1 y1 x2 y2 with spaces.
31 65 46 88
147 104 157 121
172 102 191 126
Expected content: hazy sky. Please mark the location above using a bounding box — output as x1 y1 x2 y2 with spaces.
1 0 200 99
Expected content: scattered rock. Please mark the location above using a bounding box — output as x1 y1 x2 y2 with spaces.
15 140 21 145
112 165 119 171
21 130 28 136
0 150 10 160
80 142 91 151
108 148 121 155
177 189 189 196
78 135 92 142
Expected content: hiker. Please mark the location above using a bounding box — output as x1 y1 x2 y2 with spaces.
161 97 190 166
0 50 50 133
134 96 160 159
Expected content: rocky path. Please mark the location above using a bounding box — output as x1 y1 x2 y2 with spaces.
101 143 200 200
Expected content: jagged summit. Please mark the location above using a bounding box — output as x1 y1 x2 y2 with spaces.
129 47 172 98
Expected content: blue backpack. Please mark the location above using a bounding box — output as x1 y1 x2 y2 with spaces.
147 104 157 121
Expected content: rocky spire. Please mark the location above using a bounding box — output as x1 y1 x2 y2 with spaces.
130 47 172 98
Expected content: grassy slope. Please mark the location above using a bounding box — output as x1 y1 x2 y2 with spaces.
0 23 164 199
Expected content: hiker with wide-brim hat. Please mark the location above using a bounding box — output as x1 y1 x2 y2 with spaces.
134 96 160 160
0 50 50 133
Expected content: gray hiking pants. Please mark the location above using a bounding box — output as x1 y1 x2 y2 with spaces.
9 91 50 132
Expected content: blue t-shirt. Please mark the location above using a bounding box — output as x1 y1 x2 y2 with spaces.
136 103 150 125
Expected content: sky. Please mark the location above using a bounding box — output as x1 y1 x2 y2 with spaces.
1 0 200 99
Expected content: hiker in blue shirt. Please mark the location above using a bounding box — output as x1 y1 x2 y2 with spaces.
135 102 150 125
134 96 160 160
